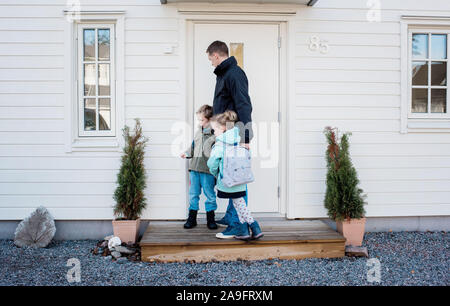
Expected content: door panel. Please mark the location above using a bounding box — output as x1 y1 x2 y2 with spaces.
193 23 280 213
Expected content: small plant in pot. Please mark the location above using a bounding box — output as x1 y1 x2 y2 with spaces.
112 118 148 244
323 126 367 246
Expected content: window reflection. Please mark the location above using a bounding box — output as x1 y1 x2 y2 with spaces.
412 34 428 59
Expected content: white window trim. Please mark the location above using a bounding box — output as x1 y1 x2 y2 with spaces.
401 16 450 133
63 11 125 152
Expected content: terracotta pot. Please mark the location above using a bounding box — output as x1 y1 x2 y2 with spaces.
112 218 141 244
336 217 366 246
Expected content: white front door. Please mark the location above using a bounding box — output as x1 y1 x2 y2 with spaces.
193 22 280 213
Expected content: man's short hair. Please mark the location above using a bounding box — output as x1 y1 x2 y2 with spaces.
206 41 229 57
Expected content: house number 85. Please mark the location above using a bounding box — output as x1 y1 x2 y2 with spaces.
309 36 329 54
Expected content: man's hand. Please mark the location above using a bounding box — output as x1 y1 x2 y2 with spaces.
180 153 187 159
240 143 250 150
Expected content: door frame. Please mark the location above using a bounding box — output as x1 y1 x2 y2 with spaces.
179 11 295 219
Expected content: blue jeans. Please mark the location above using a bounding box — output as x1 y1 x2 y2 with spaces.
225 185 248 226
188 170 217 212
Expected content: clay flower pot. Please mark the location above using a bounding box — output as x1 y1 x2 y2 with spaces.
336 217 366 246
112 218 141 244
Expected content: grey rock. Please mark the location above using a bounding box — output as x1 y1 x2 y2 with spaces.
100 240 108 248
104 255 112 260
345 245 369 257
116 257 128 264
114 245 134 254
111 251 121 259
14 206 56 248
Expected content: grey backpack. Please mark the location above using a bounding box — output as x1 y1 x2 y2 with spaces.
221 143 254 187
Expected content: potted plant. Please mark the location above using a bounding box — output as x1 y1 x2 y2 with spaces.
323 126 367 246
112 118 148 244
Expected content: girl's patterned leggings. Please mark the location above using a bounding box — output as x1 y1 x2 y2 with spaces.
232 197 254 224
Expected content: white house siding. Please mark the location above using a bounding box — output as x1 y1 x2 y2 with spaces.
292 0 450 218
0 0 185 220
0 0 449 221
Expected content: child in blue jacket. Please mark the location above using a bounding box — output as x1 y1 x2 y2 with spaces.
207 110 263 241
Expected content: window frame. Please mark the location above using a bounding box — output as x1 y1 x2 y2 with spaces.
400 16 450 133
63 10 125 152
408 28 449 120
77 23 116 137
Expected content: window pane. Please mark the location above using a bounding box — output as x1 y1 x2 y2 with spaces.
98 64 110 96
99 98 111 130
84 64 96 96
84 98 96 130
431 89 446 113
431 61 447 86
98 29 110 61
230 43 244 68
412 34 428 59
431 34 447 59
83 29 95 61
412 61 428 85
411 88 428 113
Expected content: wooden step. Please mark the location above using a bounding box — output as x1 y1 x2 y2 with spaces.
140 220 345 262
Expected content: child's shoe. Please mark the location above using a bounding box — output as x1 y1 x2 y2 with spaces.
215 225 237 239
183 209 197 229
234 223 251 241
216 216 229 227
206 211 218 230
249 221 264 240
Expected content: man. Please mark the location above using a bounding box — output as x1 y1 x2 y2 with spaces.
206 40 253 239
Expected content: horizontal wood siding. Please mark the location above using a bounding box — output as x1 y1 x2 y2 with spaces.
0 0 449 220
0 0 185 220
293 0 450 218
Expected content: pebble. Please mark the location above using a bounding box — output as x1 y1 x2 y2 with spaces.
111 251 121 259
116 257 128 264
114 246 134 254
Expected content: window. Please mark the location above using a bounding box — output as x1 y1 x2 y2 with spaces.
409 29 449 119
77 23 115 137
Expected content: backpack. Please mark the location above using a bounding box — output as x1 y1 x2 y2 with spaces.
221 143 254 187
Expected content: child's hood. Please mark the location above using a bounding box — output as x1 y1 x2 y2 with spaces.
216 126 241 145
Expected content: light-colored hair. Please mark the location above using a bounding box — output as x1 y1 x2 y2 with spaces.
210 110 238 129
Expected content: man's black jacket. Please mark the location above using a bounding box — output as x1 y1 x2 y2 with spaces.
212 56 253 144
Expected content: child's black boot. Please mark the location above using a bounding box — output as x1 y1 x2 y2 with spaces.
184 210 197 229
206 211 218 230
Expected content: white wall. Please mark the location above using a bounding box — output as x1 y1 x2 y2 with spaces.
0 0 186 220
0 0 449 221
292 0 450 218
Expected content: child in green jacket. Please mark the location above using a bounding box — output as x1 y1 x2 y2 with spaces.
181 105 217 229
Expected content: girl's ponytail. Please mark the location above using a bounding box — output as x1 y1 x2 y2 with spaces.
210 110 238 129
222 110 238 123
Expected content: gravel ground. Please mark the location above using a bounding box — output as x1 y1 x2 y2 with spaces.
0 231 448 286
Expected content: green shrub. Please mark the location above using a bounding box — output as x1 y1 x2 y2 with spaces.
113 119 148 220
323 126 366 221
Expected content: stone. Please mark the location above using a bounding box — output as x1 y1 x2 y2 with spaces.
100 240 108 248
108 236 121 250
116 257 128 264
104 235 114 241
111 251 122 259
345 245 369 257
104 255 112 260
14 206 56 248
114 245 135 254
